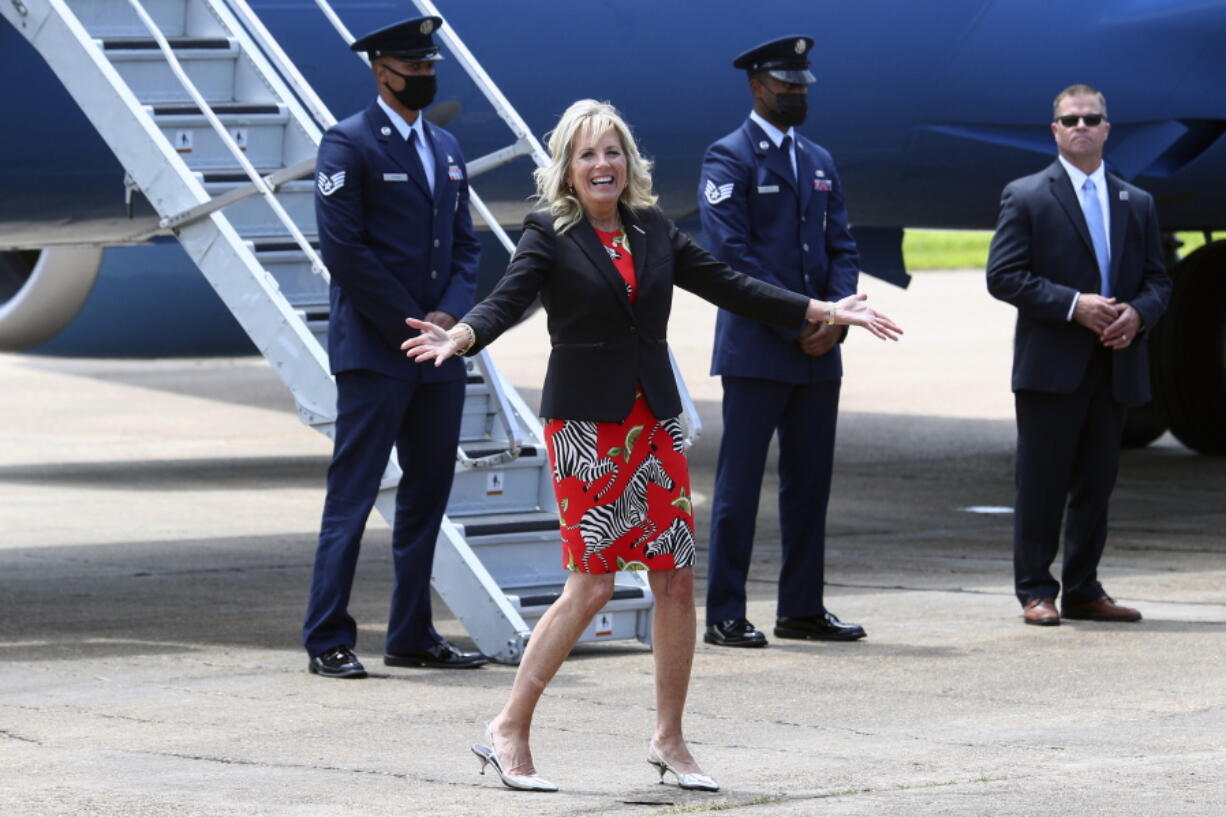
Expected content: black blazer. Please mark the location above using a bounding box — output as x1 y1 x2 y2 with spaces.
463 204 810 422
986 161 1171 406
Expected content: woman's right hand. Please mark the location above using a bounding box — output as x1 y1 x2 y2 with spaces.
832 293 904 341
401 317 461 366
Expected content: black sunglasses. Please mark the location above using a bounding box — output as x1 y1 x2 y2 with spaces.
1055 113 1106 127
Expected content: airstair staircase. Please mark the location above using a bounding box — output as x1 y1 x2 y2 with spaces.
0 0 680 662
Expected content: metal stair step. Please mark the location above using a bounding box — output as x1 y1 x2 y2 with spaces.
102 36 230 49
73 0 190 39
153 102 279 115
506 580 653 643
448 454 550 516
458 443 539 461
152 108 290 170
452 510 558 538
513 585 646 610
251 245 327 309
104 39 240 104
205 178 316 237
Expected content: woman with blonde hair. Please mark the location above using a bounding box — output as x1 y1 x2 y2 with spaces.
403 99 900 793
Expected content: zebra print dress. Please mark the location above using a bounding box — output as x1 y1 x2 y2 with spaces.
543 227 696 573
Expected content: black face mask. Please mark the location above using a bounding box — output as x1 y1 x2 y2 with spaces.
769 89 808 128
383 66 437 111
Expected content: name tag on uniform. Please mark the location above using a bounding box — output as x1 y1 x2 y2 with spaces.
448 164 464 181
383 172 409 182
813 179 832 192
757 184 780 194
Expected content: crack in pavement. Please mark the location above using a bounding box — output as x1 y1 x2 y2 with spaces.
122 748 477 789
0 728 40 744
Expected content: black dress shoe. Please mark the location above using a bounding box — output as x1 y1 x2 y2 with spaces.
308 645 367 678
774 612 866 642
703 619 768 648
384 639 488 669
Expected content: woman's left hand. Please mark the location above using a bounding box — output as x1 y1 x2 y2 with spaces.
833 293 904 341
401 317 460 366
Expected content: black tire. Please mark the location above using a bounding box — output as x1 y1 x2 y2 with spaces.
1154 241 1226 455
1121 400 1167 448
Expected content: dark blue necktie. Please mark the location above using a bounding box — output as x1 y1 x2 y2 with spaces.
1082 177 1111 297
408 129 433 196
780 134 794 181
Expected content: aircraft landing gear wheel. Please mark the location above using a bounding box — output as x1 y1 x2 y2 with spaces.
1121 399 1167 448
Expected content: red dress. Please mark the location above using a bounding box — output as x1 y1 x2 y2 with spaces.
542 227 696 573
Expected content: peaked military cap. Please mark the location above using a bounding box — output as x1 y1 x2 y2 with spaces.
350 15 445 61
732 35 815 85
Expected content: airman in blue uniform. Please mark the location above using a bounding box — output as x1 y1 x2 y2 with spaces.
303 15 484 677
699 36 866 648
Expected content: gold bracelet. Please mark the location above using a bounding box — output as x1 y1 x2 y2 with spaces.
826 304 837 325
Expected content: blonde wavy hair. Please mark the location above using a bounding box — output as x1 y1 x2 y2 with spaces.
533 99 658 233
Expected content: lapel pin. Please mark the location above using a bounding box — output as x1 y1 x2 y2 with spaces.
380 126 391 136
816 169 825 178
759 140 770 150
1119 190 1129 201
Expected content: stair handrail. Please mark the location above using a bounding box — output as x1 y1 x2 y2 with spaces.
125 0 328 279
222 0 337 130
455 350 526 470
409 0 549 170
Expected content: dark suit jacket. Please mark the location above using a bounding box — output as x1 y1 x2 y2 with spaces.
986 160 1171 406
462 204 810 422
699 118 860 383
315 100 480 382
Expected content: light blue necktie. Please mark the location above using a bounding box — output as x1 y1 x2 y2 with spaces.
1081 177 1111 297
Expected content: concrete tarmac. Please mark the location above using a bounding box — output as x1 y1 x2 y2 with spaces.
2 271 1224 816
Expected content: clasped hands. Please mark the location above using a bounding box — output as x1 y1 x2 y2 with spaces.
1074 295 1139 350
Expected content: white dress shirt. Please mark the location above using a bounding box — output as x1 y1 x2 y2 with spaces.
1058 154 1110 320
749 109 797 180
377 96 436 195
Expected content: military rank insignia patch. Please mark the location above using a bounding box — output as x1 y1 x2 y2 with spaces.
704 179 734 204
317 170 346 196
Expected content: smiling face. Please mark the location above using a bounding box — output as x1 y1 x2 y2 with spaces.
565 125 627 222
1051 93 1110 171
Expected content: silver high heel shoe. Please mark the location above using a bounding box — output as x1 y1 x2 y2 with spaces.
647 742 719 792
471 725 558 792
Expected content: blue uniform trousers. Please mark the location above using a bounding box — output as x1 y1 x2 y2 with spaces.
303 369 465 658
1013 347 1122 606
705 376 840 625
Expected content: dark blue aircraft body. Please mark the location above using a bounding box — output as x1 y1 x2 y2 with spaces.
2 0 1224 449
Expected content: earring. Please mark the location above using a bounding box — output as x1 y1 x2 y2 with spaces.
566 183 574 194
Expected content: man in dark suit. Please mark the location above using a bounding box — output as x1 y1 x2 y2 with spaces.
302 15 484 676
698 37 865 648
986 84 1171 626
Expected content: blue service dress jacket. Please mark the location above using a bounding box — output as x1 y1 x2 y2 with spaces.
314 100 480 383
699 117 860 383
986 160 1171 406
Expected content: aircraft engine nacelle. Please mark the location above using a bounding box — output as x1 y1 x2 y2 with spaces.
0 243 254 357
0 247 103 351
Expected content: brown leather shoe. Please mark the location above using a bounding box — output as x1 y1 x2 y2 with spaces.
1022 598 1060 626
1062 595 1142 622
